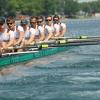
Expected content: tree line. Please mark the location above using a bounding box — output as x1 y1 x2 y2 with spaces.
0 0 100 17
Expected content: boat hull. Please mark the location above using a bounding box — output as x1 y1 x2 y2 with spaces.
0 47 70 68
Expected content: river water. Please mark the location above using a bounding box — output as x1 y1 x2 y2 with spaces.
0 18 100 100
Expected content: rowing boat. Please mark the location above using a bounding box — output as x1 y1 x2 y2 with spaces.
0 46 71 68
1 36 100 68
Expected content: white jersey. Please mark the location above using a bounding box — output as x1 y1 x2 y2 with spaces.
30 27 40 36
53 23 61 33
14 25 24 39
45 25 54 36
38 25 44 33
30 25 41 39
14 25 33 40
53 22 66 36
60 23 66 31
0 29 7 42
2 30 14 42
54 23 66 32
29 27 36 35
0 33 3 42
23 26 30 40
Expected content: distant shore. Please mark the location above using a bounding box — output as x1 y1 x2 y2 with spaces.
62 16 100 21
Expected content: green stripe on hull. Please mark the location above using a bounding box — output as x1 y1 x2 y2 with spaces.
0 47 70 68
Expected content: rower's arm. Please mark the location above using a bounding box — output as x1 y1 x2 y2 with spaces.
44 27 54 40
27 34 35 45
38 27 45 41
2 42 7 49
60 28 66 37
0 42 3 54
7 39 14 47
60 24 66 37
54 30 60 37
45 32 53 41
7 31 14 47
39 32 45 41
15 26 24 45
0 42 2 47
16 31 24 45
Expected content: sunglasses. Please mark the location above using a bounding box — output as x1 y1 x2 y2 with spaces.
46 19 52 22
53 19 59 21
7 23 13 25
37 21 42 23
30 22 37 24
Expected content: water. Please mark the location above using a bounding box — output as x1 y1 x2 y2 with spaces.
0 18 100 100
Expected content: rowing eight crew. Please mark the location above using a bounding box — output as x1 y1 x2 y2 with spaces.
0 15 66 53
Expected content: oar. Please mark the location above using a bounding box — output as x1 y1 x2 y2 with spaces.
12 38 100 49
1 45 38 51
50 36 100 44
35 37 100 48
1 36 100 56
26 39 100 49
2 40 100 57
52 36 100 40
59 38 100 44
36 37 100 45
2 50 39 57
1 40 100 57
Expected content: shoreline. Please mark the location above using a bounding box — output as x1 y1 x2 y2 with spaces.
62 17 100 22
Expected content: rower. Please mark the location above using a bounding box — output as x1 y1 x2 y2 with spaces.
37 16 45 41
44 15 54 41
0 42 2 57
0 17 5 54
6 16 24 47
0 17 14 52
20 19 35 45
0 17 5 43
30 16 44 42
53 15 66 37
1 17 14 52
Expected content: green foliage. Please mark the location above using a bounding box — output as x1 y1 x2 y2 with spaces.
80 0 100 13
0 0 8 16
64 0 79 15
0 0 100 17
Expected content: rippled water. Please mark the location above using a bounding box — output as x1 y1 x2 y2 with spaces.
0 18 100 100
